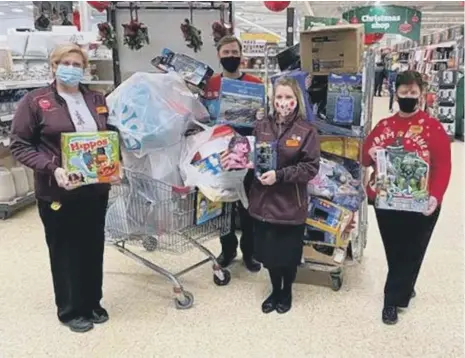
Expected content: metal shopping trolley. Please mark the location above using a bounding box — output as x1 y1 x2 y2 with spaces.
105 169 232 309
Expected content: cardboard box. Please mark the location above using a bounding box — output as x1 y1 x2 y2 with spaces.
302 244 346 266
300 25 364 75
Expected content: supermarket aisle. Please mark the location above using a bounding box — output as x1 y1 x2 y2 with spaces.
0 97 463 358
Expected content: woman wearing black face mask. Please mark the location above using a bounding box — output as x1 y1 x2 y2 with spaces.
362 70 452 325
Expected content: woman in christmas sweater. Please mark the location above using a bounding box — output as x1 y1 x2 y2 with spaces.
362 71 451 325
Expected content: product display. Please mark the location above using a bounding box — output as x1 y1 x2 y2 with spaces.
326 73 363 126
61 131 121 188
215 78 265 127
375 147 430 213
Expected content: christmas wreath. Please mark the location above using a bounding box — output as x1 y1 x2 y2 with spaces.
97 22 117 49
122 4 149 51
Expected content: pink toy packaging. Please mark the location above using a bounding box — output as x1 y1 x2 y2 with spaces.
222 136 255 170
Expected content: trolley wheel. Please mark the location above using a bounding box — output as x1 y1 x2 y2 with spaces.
174 291 194 310
142 236 158 252
213 269 231 286
330 274 343 292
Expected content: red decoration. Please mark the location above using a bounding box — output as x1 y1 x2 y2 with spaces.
73 10 81 31
87 1 109 13
263 1 290 12
399 22 413 34
411 14 419 23
350 16 359 24
364 33 384 45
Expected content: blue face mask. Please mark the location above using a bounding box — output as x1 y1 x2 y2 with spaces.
55 64 84 87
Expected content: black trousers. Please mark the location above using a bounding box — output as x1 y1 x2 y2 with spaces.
375 207 440 308
37 190 109 323
375 80 383 96
389 91 395 110
220 200 255 258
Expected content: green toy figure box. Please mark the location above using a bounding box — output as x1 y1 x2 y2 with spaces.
61 131 120 188
375 145 430 213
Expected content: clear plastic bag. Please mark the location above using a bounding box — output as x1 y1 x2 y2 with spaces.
107 72 210 158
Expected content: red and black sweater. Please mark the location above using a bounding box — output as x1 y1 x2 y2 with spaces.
362 110 452 205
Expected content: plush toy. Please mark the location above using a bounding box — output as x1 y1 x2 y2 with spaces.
181 19 203 53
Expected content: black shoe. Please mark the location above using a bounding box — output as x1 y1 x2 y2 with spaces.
276 292 292 314
411 289 416 298
262 292 279 314
382 306 398 325
64 317 94 333
243 257 261 272
89 307 109 324
217 251 237 268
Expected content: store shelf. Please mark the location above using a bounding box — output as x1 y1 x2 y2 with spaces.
0 114 13 123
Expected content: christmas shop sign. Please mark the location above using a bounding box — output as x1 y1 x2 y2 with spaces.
342 5 422 42
304 16 343 30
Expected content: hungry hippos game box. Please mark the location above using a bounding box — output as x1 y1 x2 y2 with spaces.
61 131 120 187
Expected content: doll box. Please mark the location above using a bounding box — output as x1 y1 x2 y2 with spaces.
305 198 353 247
375 148 430 213
216 78 265 128
222 136 255 170
61 131 120 188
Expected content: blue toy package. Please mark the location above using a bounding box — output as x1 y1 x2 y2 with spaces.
254 141 277 177
192 153 223 176
326 73 362 126
271 70 314 122
216 78 265 128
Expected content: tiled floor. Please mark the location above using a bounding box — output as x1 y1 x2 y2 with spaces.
0 98 463 357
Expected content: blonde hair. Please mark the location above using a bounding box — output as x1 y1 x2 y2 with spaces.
50 43 88 69
272 77 307 119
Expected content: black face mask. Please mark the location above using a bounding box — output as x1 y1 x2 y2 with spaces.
220 56 241 73
397 97 418 113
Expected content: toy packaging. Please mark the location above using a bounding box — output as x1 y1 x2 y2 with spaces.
216 78 265 127
192 153 223 176
319 135 361 161
305 198 353 248
222 136 255 170
326 73 363 126
271 70 314 122
375 147 430 213
151 48 213 87
254 141 277 177
61 131 120 188
194 190 223 225
308 155 364 212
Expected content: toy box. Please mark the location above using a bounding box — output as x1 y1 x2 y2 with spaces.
151 48 214 88
222 136 255 170
61 131 120 187
375 147 430 213
326 73 363 126
271 70 314 122
216 78 265 127
254 141 277 177
305 198 353 247
192 153 223 176
194 190 223 225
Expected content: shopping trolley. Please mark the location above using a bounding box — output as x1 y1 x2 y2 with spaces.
105 169 233 309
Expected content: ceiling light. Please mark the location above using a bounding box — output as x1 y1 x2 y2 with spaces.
26 5 34 9
11 8 24 13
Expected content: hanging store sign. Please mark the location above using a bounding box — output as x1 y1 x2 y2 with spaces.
240 33 280 43
303 16 345 30
342 6 422 42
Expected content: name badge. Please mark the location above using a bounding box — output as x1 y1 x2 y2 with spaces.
409 125 423 134
285 139 299 147
96 106 108 114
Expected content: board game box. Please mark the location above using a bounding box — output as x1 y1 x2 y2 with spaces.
254 141 277 177
375 146 430 213
61 131 120 188
216 78 265 127
194 190 223 225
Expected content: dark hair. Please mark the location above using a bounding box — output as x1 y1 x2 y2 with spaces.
228 136 251 152
395 70 424 92
216 35 242 53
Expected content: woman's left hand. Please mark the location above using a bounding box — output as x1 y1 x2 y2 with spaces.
423 196 438 216
259 170 276 186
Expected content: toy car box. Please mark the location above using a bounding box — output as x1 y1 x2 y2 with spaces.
61 131 120 188
215 78 265 128
375 147 430 213
305 197 353 247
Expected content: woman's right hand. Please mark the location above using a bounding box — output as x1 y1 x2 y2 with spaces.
368 146 383 162
54 167 72 190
